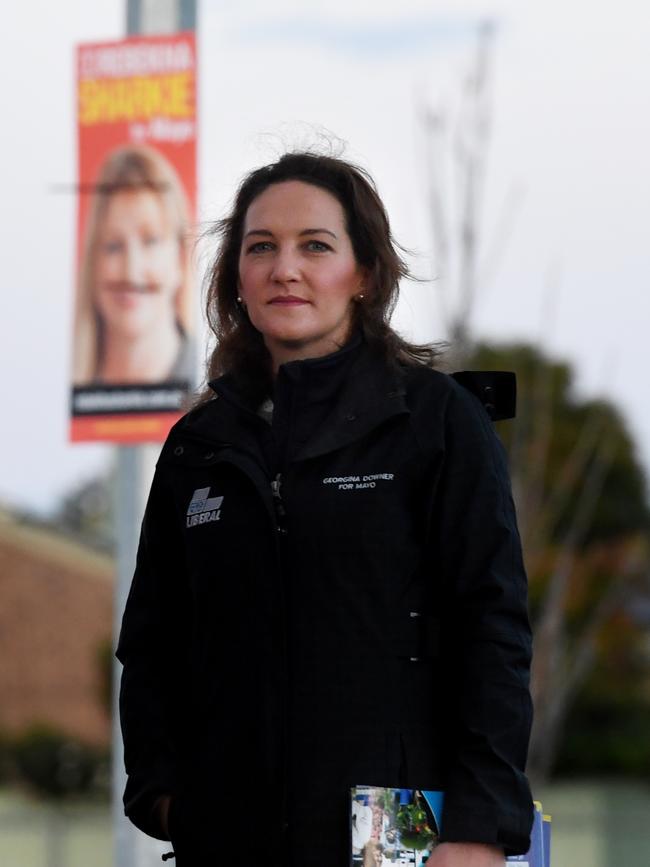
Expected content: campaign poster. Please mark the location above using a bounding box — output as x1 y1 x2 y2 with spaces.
70 33 197 443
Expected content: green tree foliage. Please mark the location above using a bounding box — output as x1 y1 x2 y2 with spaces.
52 473 115 554
556 610 650 777
11 724 108 799
467 341 650 781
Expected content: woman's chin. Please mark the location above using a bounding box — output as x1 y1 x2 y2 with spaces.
264 329 330 352
102 311 158 340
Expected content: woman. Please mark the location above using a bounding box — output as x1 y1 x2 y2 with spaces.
117 152 534 866
73 145 193 386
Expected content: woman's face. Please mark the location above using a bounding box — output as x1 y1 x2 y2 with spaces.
238 180 366 363
94 189 182 339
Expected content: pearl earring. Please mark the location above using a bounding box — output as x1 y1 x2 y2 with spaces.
236 296 243 303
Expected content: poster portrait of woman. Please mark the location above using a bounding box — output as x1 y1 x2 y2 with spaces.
73 144 194 387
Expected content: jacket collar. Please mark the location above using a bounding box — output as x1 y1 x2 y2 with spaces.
294 343 409 461
183 338 410 463
209 330 364 417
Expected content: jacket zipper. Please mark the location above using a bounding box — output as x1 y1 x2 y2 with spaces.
271 472 287 532
271 470 291 843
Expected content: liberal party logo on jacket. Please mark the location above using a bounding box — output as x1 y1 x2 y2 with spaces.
186 487 223 527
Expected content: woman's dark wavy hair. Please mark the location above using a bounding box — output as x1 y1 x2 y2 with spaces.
199 151 441 401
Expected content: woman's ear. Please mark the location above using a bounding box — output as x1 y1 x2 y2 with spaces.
235 278 247 309
354 267 370 301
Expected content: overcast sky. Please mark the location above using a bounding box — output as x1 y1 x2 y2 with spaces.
2 0 649 515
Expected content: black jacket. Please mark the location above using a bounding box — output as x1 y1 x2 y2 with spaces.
117 339 534 865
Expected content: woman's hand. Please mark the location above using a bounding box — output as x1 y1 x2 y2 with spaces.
426 842 505 866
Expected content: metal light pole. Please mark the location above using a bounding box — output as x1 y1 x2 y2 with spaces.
112 447 159 867
112 6 197 867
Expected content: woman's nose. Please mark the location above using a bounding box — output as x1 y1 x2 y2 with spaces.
124 240 145 284
270 247 301 283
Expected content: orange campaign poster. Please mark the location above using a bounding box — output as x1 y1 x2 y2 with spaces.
70 33 197 443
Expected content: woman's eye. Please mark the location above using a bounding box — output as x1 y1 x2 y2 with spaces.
305 240 331 252
143 235 161 247
247 241 274 254
102 239 123 255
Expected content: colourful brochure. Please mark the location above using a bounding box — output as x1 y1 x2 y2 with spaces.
351 786 550 866
351 786 443 866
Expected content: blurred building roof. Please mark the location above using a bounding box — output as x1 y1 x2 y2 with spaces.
0 510 114 746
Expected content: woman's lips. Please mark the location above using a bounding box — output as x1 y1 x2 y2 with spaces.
268 296 309 305
101 282 157 309
104 281 158 295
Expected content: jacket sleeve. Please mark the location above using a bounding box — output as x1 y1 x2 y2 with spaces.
432 380 534 854
116 463 190 840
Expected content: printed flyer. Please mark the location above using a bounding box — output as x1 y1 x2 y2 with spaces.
351 787 550 867
70 33 197 443
351 787 444 866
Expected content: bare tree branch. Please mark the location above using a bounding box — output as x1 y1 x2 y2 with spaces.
421 103 452 335
476 181 526 296
524 403 610 580
528 544 641 781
